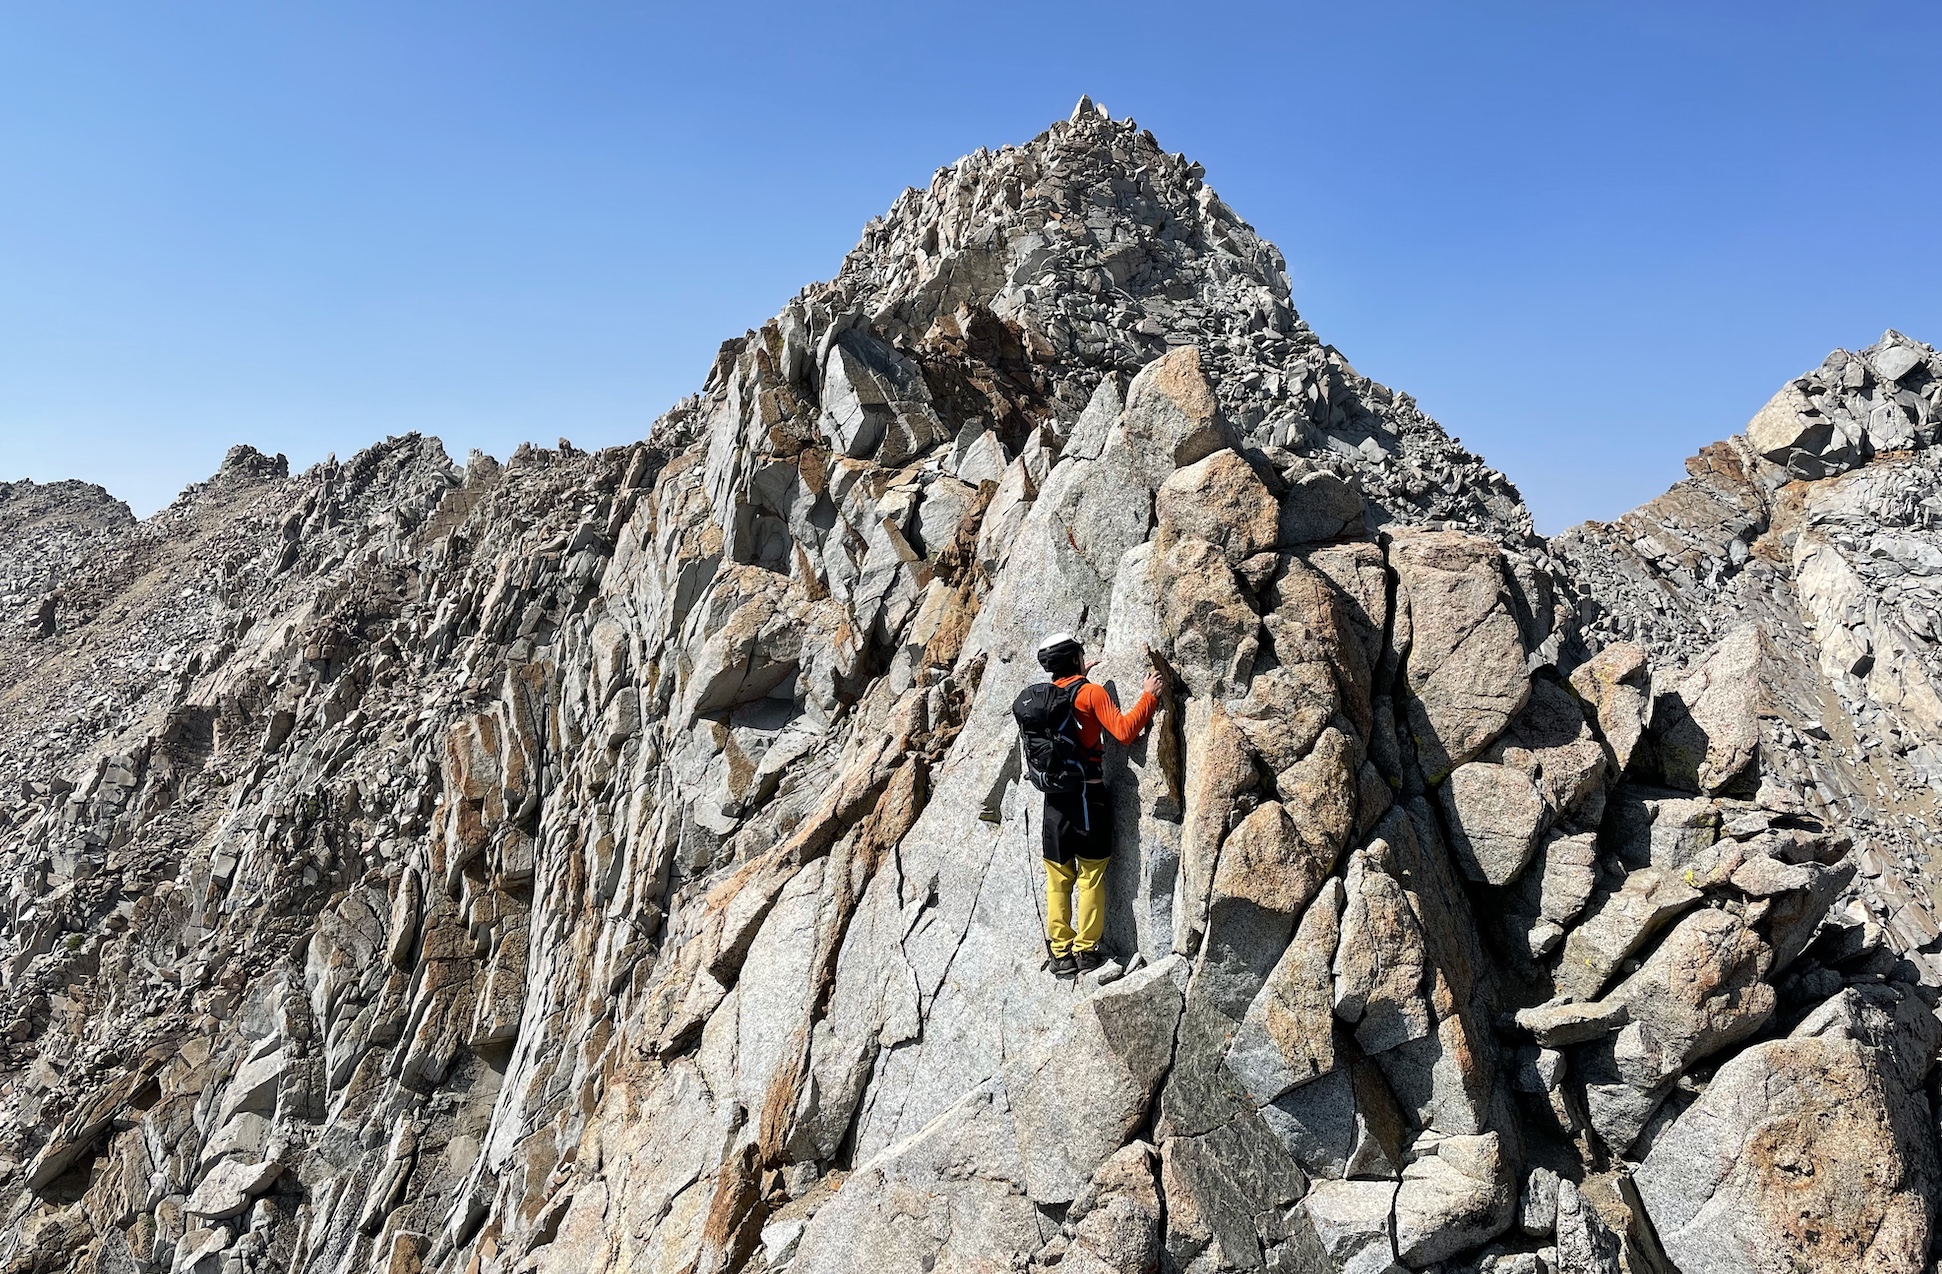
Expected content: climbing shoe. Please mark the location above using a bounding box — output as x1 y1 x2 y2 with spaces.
1073 949 1107 974
1049 954 1078 977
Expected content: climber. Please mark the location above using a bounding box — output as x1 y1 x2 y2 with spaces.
1013 633 1165 977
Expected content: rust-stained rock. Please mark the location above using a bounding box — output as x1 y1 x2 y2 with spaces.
1638 1028 1935 1274
1389 529 1530 780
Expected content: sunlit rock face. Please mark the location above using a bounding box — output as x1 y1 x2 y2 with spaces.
4 98 1942 1274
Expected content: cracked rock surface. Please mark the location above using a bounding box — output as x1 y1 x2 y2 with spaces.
5 100 1942 1274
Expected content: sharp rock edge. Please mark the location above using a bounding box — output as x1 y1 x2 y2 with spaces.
3 105 1942 1274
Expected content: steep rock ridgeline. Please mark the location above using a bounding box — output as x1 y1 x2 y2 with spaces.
0 479 135 648
3 101 1940 1274
1554 334 1942 961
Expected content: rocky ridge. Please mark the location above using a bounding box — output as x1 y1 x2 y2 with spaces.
3 100 1941 1274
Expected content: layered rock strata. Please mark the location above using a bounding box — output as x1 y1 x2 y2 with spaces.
3 100 1940 1274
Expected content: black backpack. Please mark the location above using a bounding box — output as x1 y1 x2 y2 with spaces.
1013 679 1088 794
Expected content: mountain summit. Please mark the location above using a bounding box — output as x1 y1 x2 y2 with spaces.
688 97 1530 539
3 106 1942 1274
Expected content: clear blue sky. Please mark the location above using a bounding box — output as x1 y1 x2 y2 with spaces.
2 3 1937 532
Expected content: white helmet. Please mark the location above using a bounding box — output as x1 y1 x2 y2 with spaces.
1036 631 1082 671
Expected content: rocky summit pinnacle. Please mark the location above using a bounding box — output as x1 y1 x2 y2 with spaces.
3 110 1942 1274
698 99 1532 540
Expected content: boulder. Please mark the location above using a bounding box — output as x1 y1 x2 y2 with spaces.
1061 1143 1165 1274
1553 867 1701 1001
1607 906 1775 1088
1439 761 1546 886
1373 1009 1496 1139
1279 727 1360 865
912 475 980 557
1580 1061 1675 1159
1278 464 1367 545
1160 1117 1308 1272
1489 677 1608 817
1118 345 1235 487
1870 332 1927 384
1041 424 1161 591
818 325 945 464
1515 999 1629 1047
975 458 1035 574
1601 785 1719 870
198 1112 271 1169
1232 552 1371 778
1567 641 1652 773
1196 801 1332 1019
1764 858 1857 970
1745 381 1863 477
1534 830 1598 925
1652 624 1770 794
949 423 1008 486
1207 801 1330 926
1333 839 1432 1055
215 1047 288 1125
1175 704 1262 955
1258 1060 1406 1181
1519 1166 1560 1238
1301 1177 1400 1274
22 1067 153 1192
1389 530 1531 781
183 1159 282 1222
1224 879 1343 1105
1299 540 1391 673
1155 449 1279 567
1007 958 1186 1203
1553 1179 1623 1274
1637 1030 1935 1274
171 1228 231 1274
1227 663 1336 776
1159 537 1260 698
1729 851 1814 896
1393 1131 1515 1266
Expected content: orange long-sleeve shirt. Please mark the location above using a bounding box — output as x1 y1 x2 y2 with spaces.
1053 675 1158 774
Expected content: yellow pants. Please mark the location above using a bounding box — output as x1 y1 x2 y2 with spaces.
1045 856 1109 956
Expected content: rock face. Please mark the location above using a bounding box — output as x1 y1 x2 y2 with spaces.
1636 988 1939 1274
3 100 1942 1274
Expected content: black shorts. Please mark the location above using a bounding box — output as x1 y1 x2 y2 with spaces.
1042 785 1114 864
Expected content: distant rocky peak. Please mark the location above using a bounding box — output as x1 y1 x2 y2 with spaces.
821 99 1299 369
686 102 1535 544
216 444 290 483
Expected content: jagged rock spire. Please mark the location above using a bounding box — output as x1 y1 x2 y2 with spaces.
680 106 1533 540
